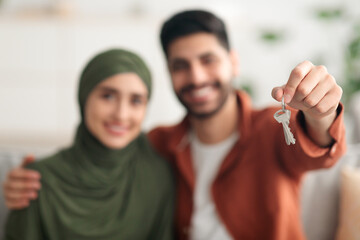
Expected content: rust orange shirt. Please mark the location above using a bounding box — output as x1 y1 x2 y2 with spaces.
148 91 346 240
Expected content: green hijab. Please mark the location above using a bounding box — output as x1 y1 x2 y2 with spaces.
4 49 174 240
75 48 152 171
78 48 152 119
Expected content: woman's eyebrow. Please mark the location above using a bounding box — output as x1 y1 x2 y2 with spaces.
131 92 148 99
97 86 148 97
97 86 118 93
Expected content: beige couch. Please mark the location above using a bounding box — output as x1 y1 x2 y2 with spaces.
301 143 360 240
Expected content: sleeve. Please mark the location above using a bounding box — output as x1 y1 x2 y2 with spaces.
295 103 346 160
3 199 45 240
279 103 347 179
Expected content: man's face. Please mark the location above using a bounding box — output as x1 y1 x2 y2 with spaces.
167 32 238 119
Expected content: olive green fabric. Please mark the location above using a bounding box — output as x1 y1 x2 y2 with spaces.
4 48 174 240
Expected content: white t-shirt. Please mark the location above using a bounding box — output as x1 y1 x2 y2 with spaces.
189 131 238 240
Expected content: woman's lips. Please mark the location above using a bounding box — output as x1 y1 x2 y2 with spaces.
104 123 129 136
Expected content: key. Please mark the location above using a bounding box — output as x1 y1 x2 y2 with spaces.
274 110 296 145
273 97 296 145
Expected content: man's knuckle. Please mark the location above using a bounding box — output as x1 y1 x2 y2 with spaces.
292 67 304 79
297 85 309 97
325 74 335 83
314 104 327 114
337 86 343 97
304 97 317 107
316 65 327 73
303 60 312 65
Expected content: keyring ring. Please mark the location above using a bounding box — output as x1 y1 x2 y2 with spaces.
281 96 285 111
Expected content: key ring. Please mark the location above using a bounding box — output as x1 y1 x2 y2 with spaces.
281 96 286 112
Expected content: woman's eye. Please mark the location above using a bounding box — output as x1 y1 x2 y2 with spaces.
131 96 146 106
132 98 142 105
101 93 115 100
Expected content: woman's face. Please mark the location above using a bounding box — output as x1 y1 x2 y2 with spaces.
85 73 148 149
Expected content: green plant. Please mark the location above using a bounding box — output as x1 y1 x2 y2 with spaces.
315 8 344 21
313 6 360 106
259 29 285 44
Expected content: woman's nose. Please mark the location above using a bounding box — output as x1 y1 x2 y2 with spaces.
113 101 130 120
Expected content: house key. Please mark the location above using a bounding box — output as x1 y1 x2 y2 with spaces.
274 96 296 145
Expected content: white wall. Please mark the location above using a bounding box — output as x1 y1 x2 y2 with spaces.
0 0 359 148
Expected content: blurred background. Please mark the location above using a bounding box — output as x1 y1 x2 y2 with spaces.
1 0 360 239
0 0 360 150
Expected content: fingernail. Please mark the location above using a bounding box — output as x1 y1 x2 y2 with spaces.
284 94 292 103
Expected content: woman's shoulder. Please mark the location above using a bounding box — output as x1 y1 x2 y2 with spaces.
138 134 170 165
137 134 174 184
25 148 71 175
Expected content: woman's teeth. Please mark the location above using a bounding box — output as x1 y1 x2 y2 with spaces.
108 125 127 133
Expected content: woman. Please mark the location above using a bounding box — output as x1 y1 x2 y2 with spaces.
4 49 174 240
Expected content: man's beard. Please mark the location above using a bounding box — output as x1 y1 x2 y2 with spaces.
176 81 233 119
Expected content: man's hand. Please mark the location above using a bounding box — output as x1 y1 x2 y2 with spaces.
2 155 41 210
272 60 343 147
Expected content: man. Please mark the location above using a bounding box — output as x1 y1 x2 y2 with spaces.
3 10 345 240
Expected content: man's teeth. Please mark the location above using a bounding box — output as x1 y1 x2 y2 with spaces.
191 86 212 97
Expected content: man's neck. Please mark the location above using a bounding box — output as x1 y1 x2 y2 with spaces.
190 92 239 144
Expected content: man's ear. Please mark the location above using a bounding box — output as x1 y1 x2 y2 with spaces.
229 49 240 77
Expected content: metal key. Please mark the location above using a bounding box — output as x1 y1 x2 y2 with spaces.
273 97 296 145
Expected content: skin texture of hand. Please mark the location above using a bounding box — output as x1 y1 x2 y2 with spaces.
2 155 42 210
272 61 343 147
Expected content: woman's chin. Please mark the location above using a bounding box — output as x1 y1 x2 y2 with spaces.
102 141 128 150
100 135 137 150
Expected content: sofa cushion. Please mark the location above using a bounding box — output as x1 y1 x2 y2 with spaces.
335 166 360 240
301 143 360 240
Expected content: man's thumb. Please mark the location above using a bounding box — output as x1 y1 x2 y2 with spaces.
271 86 285 102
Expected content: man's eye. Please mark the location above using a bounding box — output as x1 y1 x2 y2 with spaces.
172 63 188 71
202 56 216 64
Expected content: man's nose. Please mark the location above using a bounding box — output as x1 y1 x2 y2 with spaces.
188 63 208 85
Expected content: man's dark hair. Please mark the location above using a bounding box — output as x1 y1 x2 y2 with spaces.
160 10 230 57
